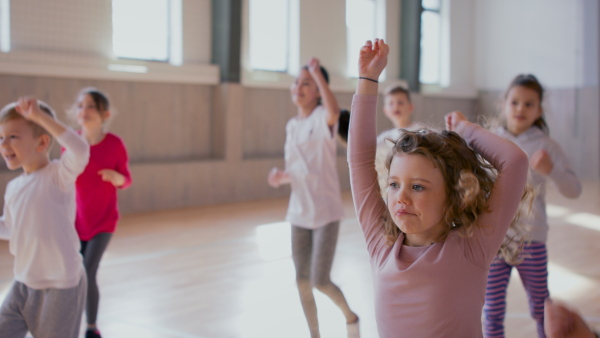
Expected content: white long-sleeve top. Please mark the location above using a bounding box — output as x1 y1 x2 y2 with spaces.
496 126 582 242
0 128 90 289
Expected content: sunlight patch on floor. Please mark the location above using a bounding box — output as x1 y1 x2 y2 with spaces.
255 222 291 261
548 262 597 298
564 212 600 232
546 204 571 218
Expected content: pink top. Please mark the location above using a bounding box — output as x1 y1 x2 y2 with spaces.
348 95 528 337
75 133 131 241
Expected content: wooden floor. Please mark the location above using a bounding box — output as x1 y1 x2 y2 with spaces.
0 181 599 338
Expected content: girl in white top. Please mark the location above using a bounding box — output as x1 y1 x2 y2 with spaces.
268 58 358 338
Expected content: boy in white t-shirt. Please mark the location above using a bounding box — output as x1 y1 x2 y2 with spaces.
375 85 414 196
0 97 90 338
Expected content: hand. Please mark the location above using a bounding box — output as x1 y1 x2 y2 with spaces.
268 167 285 188
445 111 468 132
544 299 596 338
98 169 126 187
358 39 389 80
530 149 553 175
307 57 321 78
15 96 44 121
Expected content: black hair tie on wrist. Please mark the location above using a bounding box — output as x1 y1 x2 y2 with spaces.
359 77 379 83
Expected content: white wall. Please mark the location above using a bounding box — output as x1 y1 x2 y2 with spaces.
474 0 582 90
474 0 600 179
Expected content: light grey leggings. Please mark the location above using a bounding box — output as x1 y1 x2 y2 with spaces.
292 222 354 338
80 232 112 326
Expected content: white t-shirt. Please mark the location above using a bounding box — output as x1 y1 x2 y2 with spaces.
0 129 90 289
284 105 344 229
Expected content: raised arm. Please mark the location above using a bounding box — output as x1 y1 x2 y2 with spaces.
348 39 390 255
307 58 340 127
446 111 529 263
16 97 89 187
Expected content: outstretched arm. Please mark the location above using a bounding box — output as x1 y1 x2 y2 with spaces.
16 97 89 187
446 111 529 264
307 58 340 128
267 167 291 188
16 97 66 138
348 39 391 256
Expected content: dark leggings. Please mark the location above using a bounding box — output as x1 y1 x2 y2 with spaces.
80 232 112 326
292 222 355 338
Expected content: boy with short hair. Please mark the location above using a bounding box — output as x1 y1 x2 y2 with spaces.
0 97 90 338
375 86 415 194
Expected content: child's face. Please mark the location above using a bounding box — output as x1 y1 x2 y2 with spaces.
503 86 542 135
0 119 45 172
76 94 105 128
290 69 321 109
387 153 447 246
383 92 413 126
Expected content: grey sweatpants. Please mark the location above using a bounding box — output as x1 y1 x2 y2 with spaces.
292 222 354 338
0 275 87 338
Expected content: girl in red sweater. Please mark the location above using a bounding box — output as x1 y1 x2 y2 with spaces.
71 88 132 338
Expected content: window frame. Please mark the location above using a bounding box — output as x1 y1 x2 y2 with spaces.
111 0 183 65
419 0 442 85
247 0 290 73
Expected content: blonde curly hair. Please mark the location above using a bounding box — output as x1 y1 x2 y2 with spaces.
382 128 531 264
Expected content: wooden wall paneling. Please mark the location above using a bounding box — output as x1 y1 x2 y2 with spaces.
418 95 477 129
236 159 290 201
242 87 294 159
0 74 479 214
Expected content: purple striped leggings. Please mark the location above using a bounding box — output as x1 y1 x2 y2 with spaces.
483 241 549 338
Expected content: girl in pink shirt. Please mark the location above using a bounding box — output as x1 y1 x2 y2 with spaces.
348 39 529 337
70 88 132 338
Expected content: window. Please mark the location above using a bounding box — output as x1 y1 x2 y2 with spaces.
248 0 289 72
0 0 9 53
112 0 182 65
419 0 441 84
346 0 381 78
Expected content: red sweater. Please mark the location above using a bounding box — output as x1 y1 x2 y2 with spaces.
75 133 132 241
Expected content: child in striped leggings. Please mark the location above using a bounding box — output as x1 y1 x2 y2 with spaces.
484 75 582 337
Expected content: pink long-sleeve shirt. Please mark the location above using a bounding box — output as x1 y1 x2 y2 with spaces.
75 133 131 241
348 95 528 337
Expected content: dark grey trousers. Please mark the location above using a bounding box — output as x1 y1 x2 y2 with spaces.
80 232 112 326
